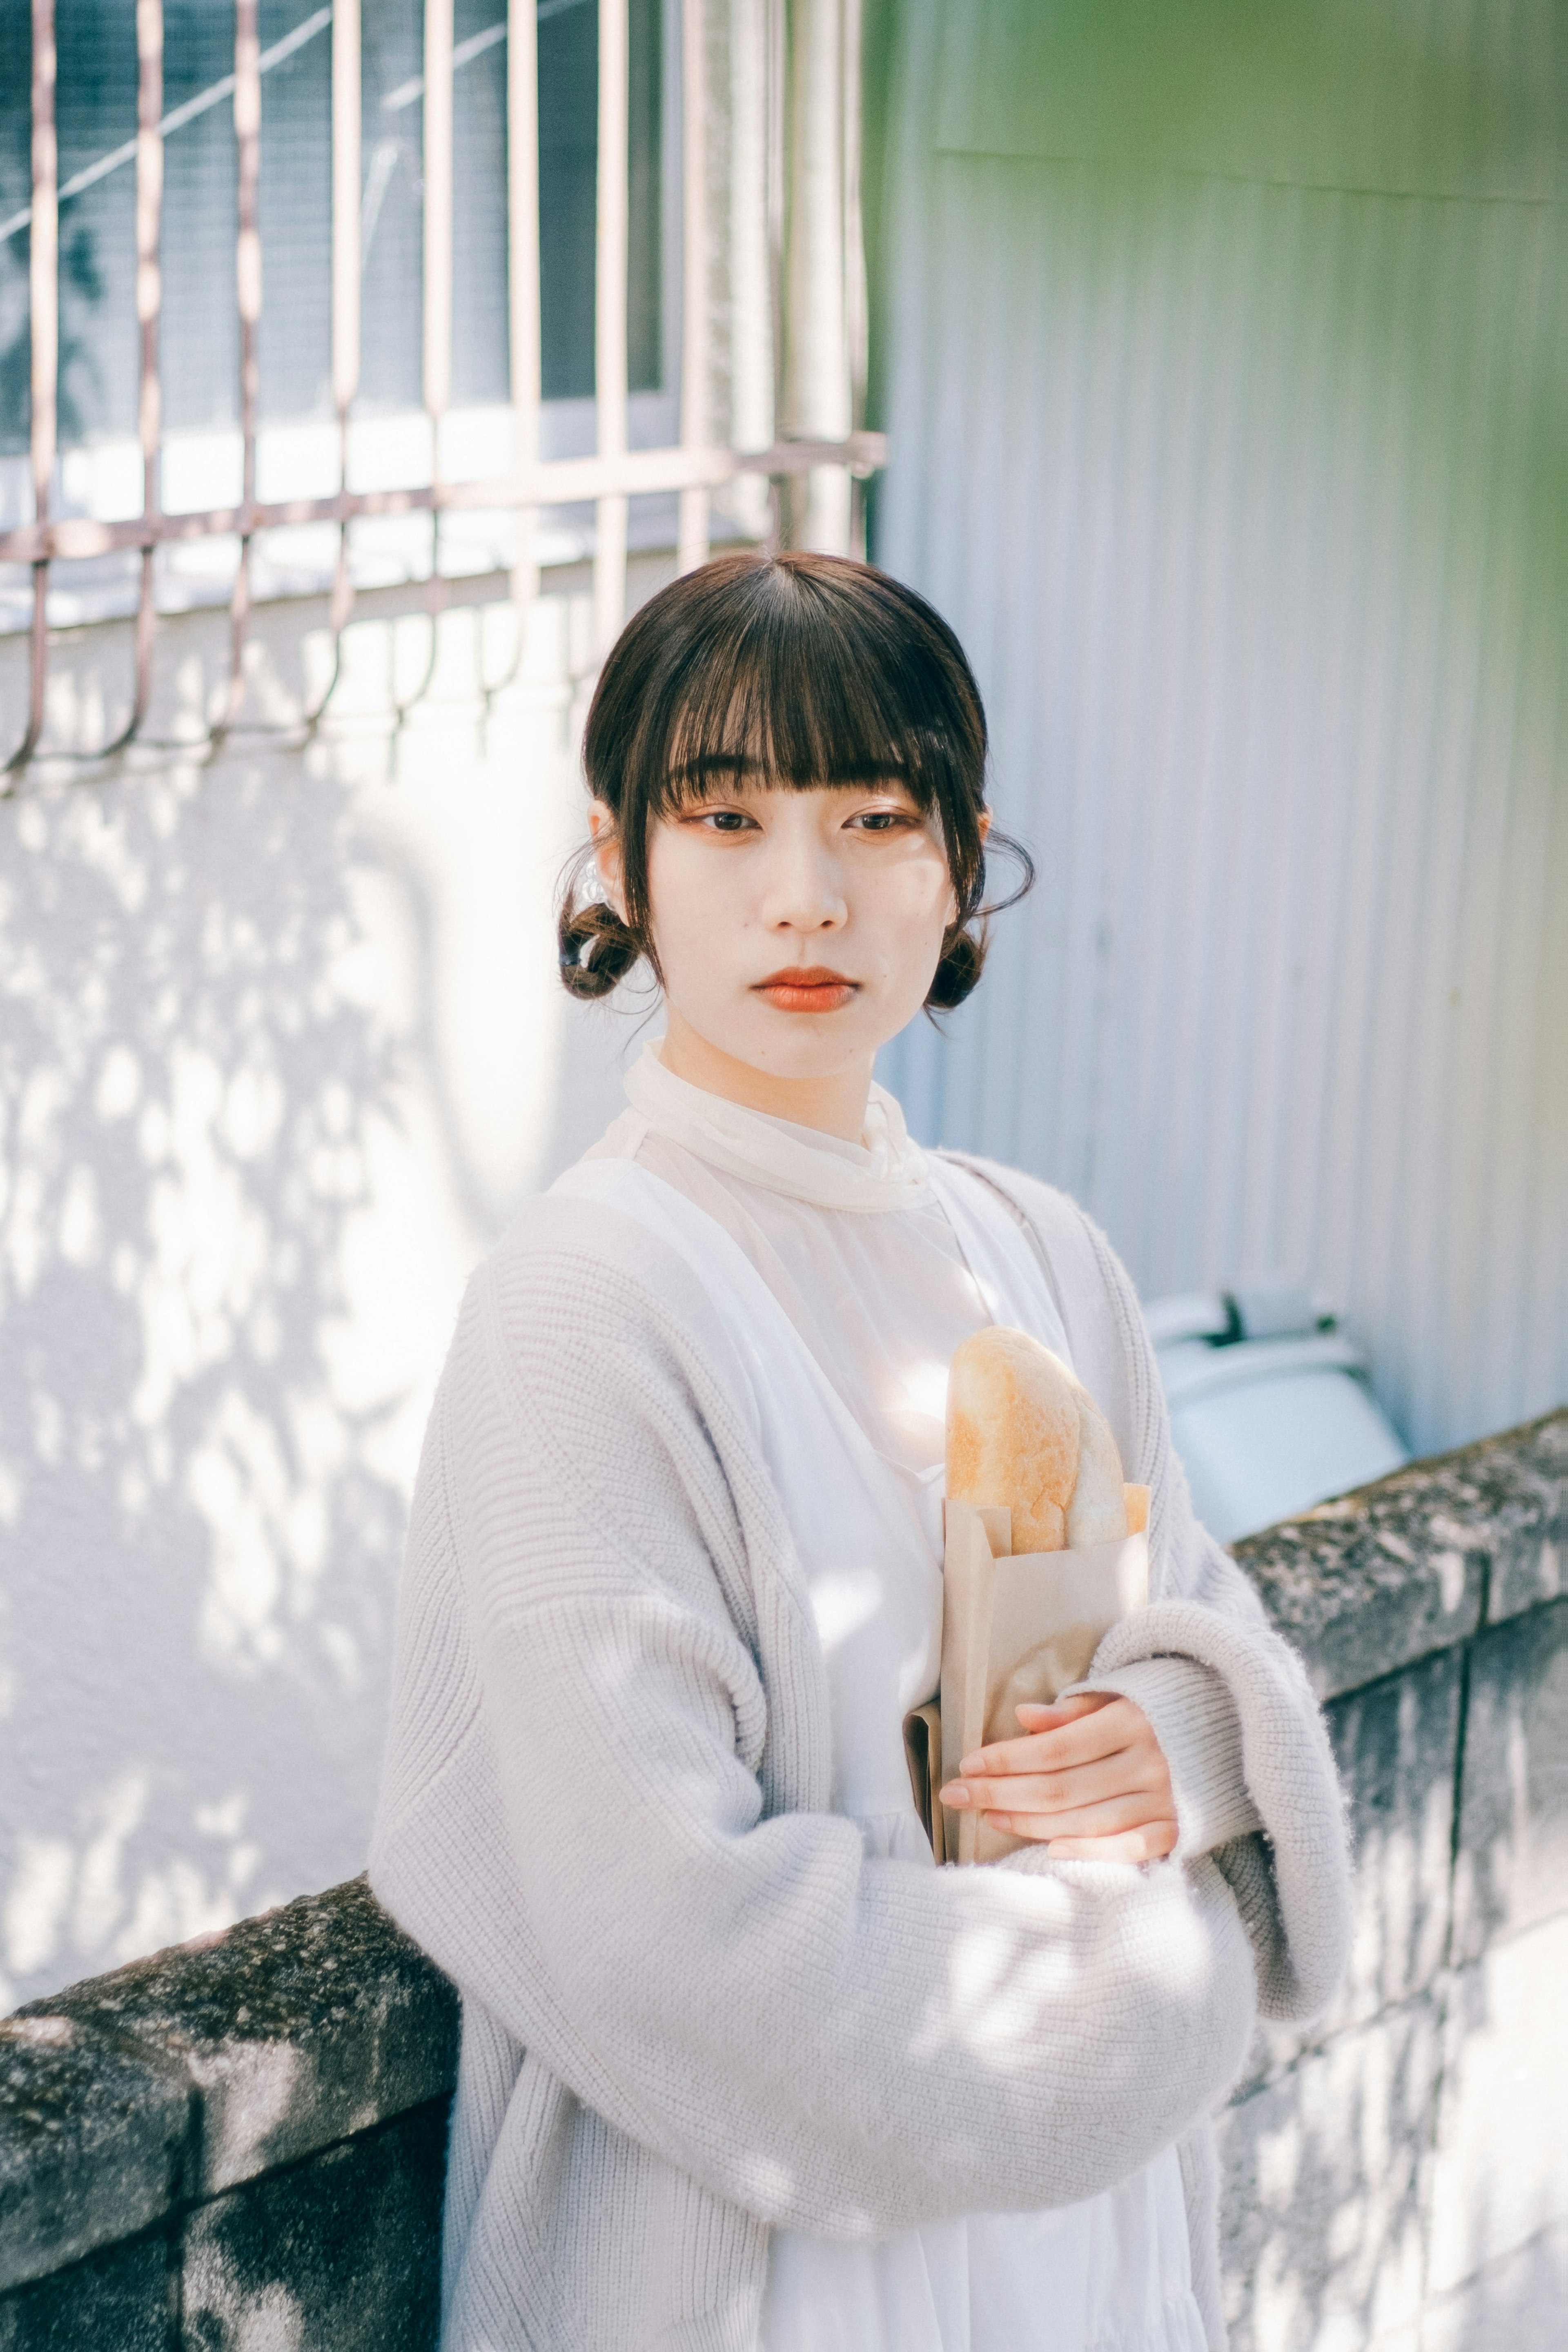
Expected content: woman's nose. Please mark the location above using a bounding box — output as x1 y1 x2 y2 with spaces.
757 826 847 931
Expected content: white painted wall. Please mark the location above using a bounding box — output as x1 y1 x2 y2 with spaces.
0 573 653 2006
873 0 1566 1461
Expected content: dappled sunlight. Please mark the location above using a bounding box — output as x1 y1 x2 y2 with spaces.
0 1776 270 2013
0 584 640 2006
0 622 408 2005
807 1567 884 1655
1221 1997 1438 2348
918 1869 1222 2084
196 2278 305 2352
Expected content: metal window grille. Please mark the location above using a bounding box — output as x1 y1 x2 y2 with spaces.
0 0 884 779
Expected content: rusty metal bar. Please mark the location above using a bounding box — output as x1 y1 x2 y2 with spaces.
593 0 629 658
332 0 361 427
475 0 541 718
291 0 361 735
127 0 165 742
5 0 58 778
392 0 453 733
214 0 262 745
0 435 889 566
325 0 360 652
423 0 454 432
677 0 710 575
508 0 541 610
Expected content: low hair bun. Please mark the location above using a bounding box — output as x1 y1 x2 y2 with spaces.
926 920 987 1011
558 895 643 1000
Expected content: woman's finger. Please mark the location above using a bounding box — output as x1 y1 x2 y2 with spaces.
951 1711 1161 1793
943 1753 1164 1819
956 1699 1123 1781
1010 1698 1149 1768
969 1793 1171 1845
1045 1823 1179 1864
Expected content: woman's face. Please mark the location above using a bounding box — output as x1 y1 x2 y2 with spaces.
597 777 963 1086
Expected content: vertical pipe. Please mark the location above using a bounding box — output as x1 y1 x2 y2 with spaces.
594 0 630 657
508 0 541 609
677 0 710 573
127 0 163 739
220 0 262 738
7 0 58 775
840 0 866 558
329 0 360 640
781 0 851 552
410 0 454 713
726 0 775 545
423 0 453 452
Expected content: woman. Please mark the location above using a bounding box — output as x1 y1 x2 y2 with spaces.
371 552 1350 2352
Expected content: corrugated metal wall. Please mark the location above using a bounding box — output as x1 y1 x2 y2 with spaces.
872 0 1566 1458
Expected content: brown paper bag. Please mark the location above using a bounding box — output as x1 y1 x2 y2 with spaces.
903 1497 1150 1865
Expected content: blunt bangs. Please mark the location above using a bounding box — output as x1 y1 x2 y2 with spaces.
645 572 973 824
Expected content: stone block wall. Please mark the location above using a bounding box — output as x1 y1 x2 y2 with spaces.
0 1411 1562 2351
0 1880 456 2349
1220 1408 1568 2351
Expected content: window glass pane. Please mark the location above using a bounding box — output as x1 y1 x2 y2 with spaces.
0 8 27 455
627 0 662 394
538 0 597 400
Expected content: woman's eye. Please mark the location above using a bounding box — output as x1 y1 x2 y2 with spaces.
700 808 755 832
853 809 906 832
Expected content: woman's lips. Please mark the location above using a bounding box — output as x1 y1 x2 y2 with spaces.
753 966 859 1013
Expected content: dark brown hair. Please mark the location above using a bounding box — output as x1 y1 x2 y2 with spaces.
557 549 1032 1010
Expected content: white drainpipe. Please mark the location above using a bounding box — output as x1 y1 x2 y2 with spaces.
780 0 864 553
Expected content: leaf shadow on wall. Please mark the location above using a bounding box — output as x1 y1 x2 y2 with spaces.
0 740 410 2010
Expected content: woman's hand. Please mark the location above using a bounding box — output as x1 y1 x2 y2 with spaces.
938 1692 1178 1862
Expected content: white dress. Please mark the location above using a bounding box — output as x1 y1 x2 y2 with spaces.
585 1045 1210 2352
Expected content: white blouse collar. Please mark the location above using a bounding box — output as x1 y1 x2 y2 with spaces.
623 1040 931 1213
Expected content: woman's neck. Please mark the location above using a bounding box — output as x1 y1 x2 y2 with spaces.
657 1013 873 1143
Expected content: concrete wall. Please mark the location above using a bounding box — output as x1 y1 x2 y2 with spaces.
0 577 655 2011
1221 1408 1568 2350
0 1410 1561 2351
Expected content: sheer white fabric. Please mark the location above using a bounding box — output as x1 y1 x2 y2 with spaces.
588 1044 1206 2352
592 1047 989 1482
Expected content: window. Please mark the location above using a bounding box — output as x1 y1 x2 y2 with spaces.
0 0 878 766
0 0 666 455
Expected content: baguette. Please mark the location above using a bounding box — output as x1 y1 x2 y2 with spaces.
947 1325 1131 1550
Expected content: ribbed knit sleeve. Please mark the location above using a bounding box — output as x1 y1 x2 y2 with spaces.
1087 1655 1262 1860
371 1199 1261 2242
950 1160 1353 2025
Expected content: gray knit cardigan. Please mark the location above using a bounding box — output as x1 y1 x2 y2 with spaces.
370 1156 1351 2352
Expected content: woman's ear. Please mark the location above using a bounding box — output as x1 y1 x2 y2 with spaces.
588 800 627 920
946 808 990 926
966 807 994 919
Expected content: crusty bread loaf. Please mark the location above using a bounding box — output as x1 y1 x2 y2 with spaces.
947 1325 1130 1553
1067 1390 1129 1548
